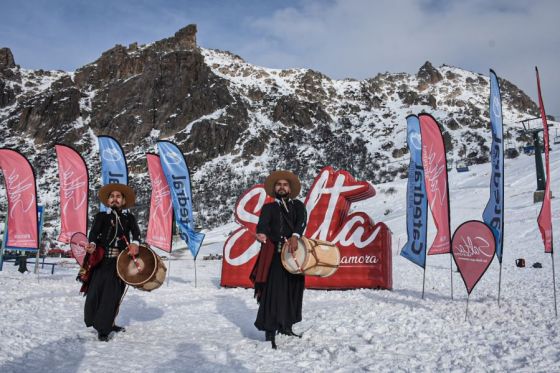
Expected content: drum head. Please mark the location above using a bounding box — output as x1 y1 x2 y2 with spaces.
117 245 158 286
140 257 167 291
281 239 307 274
315 242 341 277
297 237 341 278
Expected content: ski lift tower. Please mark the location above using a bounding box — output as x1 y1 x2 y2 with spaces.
521 117 547 202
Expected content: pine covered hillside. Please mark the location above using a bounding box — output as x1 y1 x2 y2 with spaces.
0 24 549 235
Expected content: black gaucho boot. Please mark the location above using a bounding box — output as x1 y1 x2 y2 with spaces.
265 330 277 349
279 326 302 338
112 325 126 333
98 332 109 342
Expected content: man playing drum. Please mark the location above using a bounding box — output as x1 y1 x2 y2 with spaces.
251 170 307 349
84 183 141 341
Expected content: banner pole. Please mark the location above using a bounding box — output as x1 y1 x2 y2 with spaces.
422 267 426 299
465 295 470 322
34 248 40 274
166 256 172 287
194 258 198 288
450 254 454 300
0 241 4 271
498 263 503 307
35 249 40 283
0 219 8 272
552 252 558 317
34 205 44 276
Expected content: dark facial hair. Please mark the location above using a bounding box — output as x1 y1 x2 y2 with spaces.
275 190 289 199
110 202 123 213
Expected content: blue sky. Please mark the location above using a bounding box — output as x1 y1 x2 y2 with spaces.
1 0 559 117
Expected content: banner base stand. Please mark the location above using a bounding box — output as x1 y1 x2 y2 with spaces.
533 190 552 203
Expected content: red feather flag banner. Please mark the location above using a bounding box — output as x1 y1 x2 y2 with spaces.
535 68 553 253
55 144 89 243
146 153 173 252
419 114 453 298
0 149 39 249
419 114 451 255
535 67 557 317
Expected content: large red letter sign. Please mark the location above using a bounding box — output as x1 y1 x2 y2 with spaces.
221 167 392 289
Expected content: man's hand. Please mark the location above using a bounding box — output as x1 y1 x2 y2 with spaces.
86 242 96 254
288 236 298 253
256 233 267 243
128 243 139 256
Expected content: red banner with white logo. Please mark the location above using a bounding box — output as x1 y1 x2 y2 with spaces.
146 153 173 252
419 114 451 255
221 166 392 289
55 145 89 243
452 220 495 294
536 67 553 253
0 149 38 249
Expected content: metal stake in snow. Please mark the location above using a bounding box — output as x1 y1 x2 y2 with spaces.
552 252 558 317
166 257 172 287
421 268 426 299
498 264 503 307
194 256 198 288
450 254 454 300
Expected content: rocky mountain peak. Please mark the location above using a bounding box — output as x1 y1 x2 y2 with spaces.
153 24 198 52
0 47 21 107
0 47 15 70
173 24 198 49
417 61 443 87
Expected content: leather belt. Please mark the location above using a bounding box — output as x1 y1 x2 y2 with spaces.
105 248 120 258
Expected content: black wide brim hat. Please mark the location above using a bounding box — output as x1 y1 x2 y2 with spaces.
98 183 136 208
264 170 301 199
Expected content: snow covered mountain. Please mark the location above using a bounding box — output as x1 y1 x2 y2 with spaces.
0 24 548 236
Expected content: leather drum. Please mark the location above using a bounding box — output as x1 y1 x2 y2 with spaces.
281 237 340 277
117 244 167 291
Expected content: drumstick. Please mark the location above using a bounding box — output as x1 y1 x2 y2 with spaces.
234 218 260 240
285 237 304 273
119 234 142 272
112 213 142 272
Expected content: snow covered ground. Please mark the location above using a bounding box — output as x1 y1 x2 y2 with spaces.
2 149 560 372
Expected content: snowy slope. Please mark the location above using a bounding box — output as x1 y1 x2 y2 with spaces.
1 147 560 372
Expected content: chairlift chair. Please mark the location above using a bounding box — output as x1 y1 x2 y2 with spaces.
554 128 560 145
523 145 535 155
456 160 469 173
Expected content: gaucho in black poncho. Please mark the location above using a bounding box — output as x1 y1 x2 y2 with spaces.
250 170 307 349
83 183 141 342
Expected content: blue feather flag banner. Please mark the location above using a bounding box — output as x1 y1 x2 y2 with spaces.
400 115 428 268
482 70 504 262
98 136 128 212
157 141 205 259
